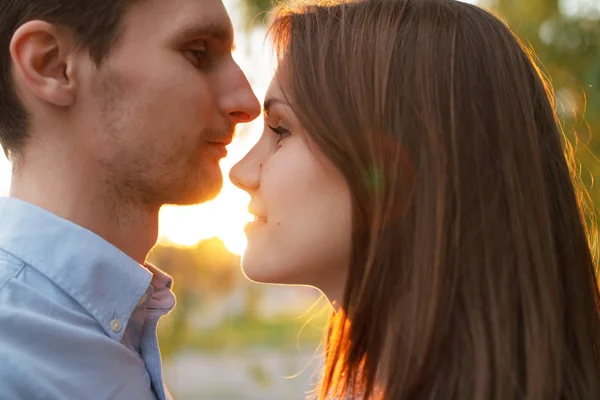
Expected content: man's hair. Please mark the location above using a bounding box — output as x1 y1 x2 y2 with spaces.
0 0 132 156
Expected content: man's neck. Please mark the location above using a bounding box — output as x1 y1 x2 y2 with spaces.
10 159 159 265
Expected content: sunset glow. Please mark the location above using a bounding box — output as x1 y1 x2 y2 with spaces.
158 7 276 255
157 123 264 255
0 1 275 256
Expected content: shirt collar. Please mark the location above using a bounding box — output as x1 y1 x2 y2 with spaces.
0 197 173 340
145 263 176 311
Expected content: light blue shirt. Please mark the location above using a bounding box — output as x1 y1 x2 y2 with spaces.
0 197 176 400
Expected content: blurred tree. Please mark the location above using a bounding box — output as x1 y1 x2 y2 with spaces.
149 237 242 356
241 0 278 28
149 237 240 297
493 0 600 229
242 0 600 208
154 0 600 364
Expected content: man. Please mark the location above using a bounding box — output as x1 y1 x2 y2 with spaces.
0 0 260 398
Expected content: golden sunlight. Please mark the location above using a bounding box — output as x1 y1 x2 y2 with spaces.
158 125 262 256
0 10 274 256
158 176 252 256
158 3 276 256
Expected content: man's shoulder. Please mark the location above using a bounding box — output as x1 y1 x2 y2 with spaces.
0 250 104 355
0 248 78 311
0 247 26 291
0 300 153 400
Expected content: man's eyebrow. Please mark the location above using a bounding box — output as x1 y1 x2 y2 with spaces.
175 21 235 49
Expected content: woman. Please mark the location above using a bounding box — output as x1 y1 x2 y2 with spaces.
229 0 600 398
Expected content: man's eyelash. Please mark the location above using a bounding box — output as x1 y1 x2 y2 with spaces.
189 49 213 67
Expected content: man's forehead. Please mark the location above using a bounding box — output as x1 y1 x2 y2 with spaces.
173 18 234 44
128 0 234 44
174 2 233 42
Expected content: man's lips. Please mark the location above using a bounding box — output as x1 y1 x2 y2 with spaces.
206 142 228 158
209 137 233 146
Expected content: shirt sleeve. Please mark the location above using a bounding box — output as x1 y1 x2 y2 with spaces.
0 348 155 400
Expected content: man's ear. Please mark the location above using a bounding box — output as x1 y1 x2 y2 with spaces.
9 21 78 108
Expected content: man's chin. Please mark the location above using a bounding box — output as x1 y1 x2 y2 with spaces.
166 177 223 206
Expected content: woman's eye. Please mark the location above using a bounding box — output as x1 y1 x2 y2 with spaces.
268 124 291 144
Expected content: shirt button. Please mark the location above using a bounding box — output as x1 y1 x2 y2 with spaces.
137 292 148 306
110 319 122 333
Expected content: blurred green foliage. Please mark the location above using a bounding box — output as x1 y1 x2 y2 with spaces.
150 238 328 358
241 0 278 28
156 0 600 360
154 2 600 397
148 238 242 357
186 313 327 354
242 0 600 203
495 0 600 206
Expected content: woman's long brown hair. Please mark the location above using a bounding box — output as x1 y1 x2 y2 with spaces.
268 0 600 398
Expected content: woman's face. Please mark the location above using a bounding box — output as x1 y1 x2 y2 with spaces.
229 76 352 298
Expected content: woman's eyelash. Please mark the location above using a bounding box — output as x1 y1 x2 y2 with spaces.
268 124 291 139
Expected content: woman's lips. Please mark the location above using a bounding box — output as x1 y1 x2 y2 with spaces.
244 215 268 235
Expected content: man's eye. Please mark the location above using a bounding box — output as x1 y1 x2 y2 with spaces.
190 49 207 61
185 43 212 69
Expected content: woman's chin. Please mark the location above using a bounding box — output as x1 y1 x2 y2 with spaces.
240 265 287 285
240 260 304 286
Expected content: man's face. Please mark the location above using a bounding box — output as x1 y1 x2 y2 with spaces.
73 0 260 206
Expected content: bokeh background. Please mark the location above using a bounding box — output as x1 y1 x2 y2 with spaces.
1 0 599 399
162 0 600 397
